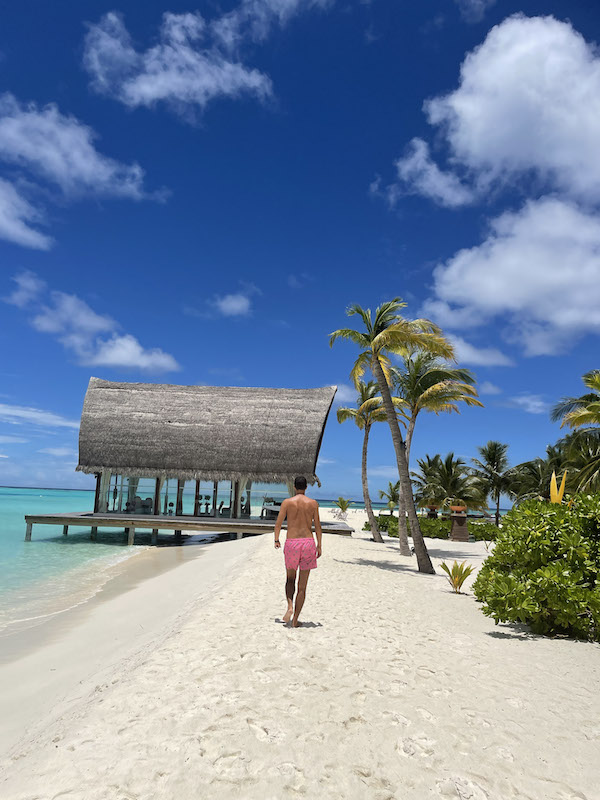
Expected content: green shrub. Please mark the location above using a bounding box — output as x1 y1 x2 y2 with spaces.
470 521 499 542
473 495 600 641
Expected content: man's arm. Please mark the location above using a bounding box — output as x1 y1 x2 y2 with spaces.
313 502 322 557
274 500 288 549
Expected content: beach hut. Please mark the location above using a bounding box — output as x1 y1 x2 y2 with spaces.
77 377 336 522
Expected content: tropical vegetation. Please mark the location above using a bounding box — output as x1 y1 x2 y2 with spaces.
337 381 388 542
411 452 488 512
378 480 400 515
440 560 476 594
473 495 600 641
471 441 512 526
330 299 455 572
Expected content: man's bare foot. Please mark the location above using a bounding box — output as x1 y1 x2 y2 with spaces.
283 608 293 623
292 619 301 627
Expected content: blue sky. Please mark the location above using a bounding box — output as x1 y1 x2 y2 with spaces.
1 0 599 498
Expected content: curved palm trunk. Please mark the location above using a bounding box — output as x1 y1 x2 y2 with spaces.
405 414 417 462
372 358 435 573
362 423 383 543
495 493 501 527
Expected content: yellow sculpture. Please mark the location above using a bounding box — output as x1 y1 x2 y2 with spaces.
550 470 567 504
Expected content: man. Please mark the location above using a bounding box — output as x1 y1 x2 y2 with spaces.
274 476 322 627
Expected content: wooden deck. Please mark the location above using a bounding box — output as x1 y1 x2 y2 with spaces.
24 511 354 545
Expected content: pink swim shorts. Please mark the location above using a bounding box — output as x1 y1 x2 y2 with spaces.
284 537 318 570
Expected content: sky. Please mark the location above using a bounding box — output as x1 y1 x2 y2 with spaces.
1 0 600 498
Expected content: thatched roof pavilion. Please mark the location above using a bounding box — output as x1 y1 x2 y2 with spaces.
78 378 336 485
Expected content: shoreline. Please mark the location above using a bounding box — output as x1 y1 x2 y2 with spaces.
0 531 262 758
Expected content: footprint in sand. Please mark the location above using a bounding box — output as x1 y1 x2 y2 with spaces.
246 718 285 743
382 710 410 727
416 707 436 722
396 734 436 758
436 777 490 799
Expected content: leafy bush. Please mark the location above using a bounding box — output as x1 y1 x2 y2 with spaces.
362 516 497 541
473 495 600 641
470 521 499 542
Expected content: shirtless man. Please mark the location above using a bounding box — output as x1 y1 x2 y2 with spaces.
274 476 322 627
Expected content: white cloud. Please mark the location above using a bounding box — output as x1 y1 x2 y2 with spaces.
0 435 28 443
427 198 600 356
509 394 550 415
384 16 600 207
0 179 52 249
451 335 513 367
479 381 501 395
317 457 336 465
214 293 252 316
334 383 358 404
38 447 78 458
4 271 180 372
84 11 272 118
0 93 149 199
0 454 7 459
391 138 474 209
455 0 495 24
0 403 79 429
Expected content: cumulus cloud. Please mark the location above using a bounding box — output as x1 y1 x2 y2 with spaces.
383 16 600 207
215 293 252 316
426 198 600 356
0 93 156 248
0 179 53 249
0 403 79 429
450 335 513 367
0 93 148 199
4 271 180 372
390 138 474 208
455 0 496 24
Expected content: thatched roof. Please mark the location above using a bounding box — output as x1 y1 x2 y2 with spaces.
77 378 337 484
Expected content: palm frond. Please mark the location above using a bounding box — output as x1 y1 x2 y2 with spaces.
329 327 370 349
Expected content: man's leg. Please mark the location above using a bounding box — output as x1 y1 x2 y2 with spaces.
292 569 310 627
283 567 296 623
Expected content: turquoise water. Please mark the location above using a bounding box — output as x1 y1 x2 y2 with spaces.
0 487 148 635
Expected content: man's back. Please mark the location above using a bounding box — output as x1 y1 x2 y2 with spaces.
283 494 318 539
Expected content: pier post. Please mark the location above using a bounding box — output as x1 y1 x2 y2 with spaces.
25 522 32 541
62 525 68 536
236 531 243 540
174 529 182 542
91 526 97 539
128 527 135 546
151 529 158 545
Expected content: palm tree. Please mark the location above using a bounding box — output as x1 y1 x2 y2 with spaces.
551 370 600 429
337 381 389 543
508 443 568 502
412 453 488 512
330 299 454 572
390 352 483 461
471 441 511 526
379 480 401 515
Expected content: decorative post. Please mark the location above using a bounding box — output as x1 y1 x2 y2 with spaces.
450 508 469 542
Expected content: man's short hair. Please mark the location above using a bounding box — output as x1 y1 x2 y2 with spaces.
294 476 308 490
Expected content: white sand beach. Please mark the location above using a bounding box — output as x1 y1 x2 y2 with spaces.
1 516 599 800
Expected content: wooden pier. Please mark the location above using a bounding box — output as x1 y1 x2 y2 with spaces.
24 511 354 545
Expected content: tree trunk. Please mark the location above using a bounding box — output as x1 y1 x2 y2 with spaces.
362 424 383 543
372 357 435 573
405 414 417 462
495 494 501 527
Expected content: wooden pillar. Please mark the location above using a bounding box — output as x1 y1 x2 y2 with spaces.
93 473 101 513
128 527 135 546
98 470 110 513
212 481 218 517
176 479 184 516
25 522 32 541
91 526 97 540
62 525 68 536
174 529 182 542
194 480 200 517
232 481 240 519
154 477 161 515
286 480 295 497
151 529 158 545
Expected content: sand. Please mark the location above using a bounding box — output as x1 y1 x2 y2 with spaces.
1 513 599 800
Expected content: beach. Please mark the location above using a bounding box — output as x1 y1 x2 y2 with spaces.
0 509 598 799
